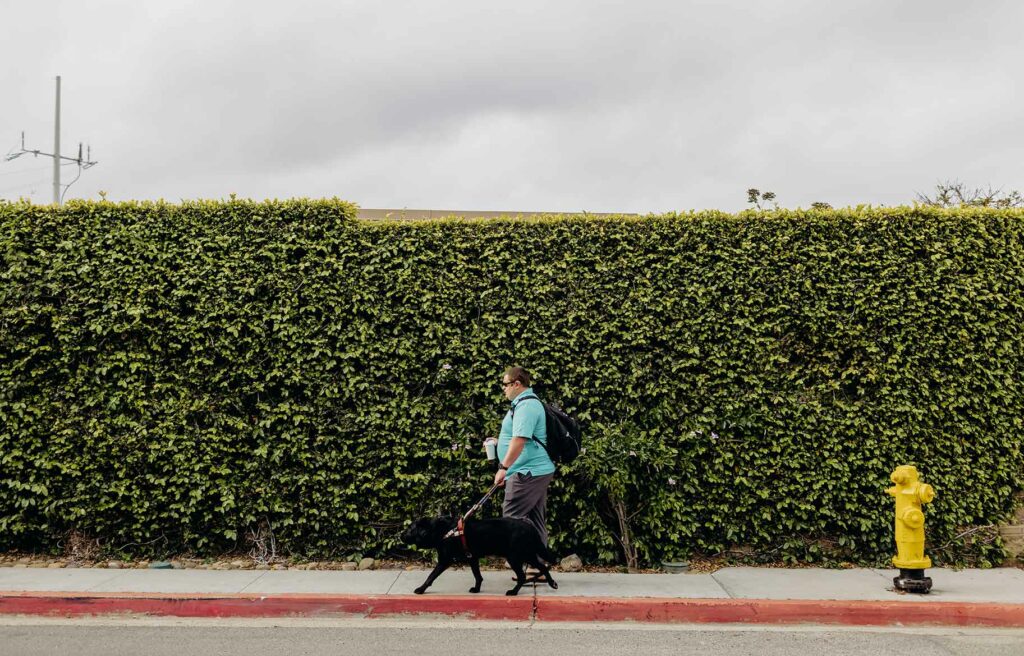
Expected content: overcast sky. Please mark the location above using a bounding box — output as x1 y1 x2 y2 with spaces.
1 0 1021 213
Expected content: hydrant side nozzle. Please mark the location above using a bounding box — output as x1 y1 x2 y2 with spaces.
901 507 925 529
918 483 935 504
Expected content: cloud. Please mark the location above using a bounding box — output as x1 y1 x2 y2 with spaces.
2 0 1022 210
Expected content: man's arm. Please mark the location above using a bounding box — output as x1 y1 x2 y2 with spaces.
494 437 527 486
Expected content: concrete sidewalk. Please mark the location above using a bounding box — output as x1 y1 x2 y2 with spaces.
2 567 1023 627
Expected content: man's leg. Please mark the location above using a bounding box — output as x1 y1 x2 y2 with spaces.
525 477 550 546
502 472 554 545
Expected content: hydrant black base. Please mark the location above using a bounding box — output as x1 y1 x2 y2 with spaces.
893 568 932 594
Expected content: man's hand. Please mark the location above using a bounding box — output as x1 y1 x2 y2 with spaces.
494 468 507 487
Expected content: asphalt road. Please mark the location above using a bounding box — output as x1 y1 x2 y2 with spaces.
2 617 1024 656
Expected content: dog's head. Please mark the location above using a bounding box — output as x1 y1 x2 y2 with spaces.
401 517 454 549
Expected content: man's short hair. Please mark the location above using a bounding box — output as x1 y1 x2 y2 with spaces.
505 366 531 387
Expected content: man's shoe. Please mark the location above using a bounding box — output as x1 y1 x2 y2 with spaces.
512 568 548 583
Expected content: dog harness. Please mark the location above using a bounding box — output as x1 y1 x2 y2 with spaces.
443 481 501 557
448 518 471 555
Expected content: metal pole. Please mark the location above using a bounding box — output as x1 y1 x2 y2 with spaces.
53 75 61 205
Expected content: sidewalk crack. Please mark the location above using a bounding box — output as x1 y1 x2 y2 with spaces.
384 571 402 595
237 570 270 594
710 572 736 598
84 570 130 592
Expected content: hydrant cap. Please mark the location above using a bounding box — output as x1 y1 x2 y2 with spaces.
902 507 925 528
891 465 916 486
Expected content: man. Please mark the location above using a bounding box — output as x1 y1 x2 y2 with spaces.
494 366 555 554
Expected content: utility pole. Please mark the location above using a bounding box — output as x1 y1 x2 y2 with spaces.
4 75 97 205
53 75 61 204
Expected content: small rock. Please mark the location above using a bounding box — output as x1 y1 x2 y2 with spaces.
254 564 270 570
357 558 375 571
48 562 65 569
169 561 184 570
341 562 357 571
229 560 246 569
28 562 48 568
17 557 32 565
136 561 151 569
66 562 81 569
107 561 123 569
148 561 174 569
271 564 287 571
559 554 583 572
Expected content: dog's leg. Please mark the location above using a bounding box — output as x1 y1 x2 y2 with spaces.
506 559 526 596
527 555 558 590
468 557 483 594
414 557 451 595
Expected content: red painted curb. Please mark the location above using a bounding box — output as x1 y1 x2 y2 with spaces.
534 597 1024 628
0 593 532 621
2 592 1024 627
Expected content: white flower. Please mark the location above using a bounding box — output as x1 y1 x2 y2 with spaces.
629 450 637 457
441 363 453 370
710 432 719 440
668 477 676 486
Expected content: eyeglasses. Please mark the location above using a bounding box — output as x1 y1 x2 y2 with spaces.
500 380 517 388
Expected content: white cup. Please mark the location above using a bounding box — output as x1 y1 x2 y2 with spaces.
483 438 497 461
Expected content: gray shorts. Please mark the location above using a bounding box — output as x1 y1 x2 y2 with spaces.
502 471 554 546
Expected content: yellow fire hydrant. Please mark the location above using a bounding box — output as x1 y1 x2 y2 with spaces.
886 464 935 593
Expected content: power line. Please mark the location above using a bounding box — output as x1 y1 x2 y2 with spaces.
0 164 54 178
3 76 98 205
0 177 51 195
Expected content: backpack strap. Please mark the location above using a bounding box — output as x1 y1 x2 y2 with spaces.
510 394 552 458
509 395 541 429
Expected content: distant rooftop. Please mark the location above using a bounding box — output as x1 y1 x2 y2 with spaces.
357 208 638 220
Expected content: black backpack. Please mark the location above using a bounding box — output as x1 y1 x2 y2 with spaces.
511 394 582 465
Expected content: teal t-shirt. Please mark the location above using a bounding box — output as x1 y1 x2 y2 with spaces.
497 388 555 476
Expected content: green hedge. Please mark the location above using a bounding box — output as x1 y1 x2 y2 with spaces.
1 199 1022 566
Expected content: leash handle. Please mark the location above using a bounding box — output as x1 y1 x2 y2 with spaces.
462 481 502 522
443 481 503 543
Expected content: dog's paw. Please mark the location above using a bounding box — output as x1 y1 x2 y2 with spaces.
505 589 519 596
414 587 426 595
469 586 480 594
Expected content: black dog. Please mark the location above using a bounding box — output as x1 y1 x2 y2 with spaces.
401 516 558 596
